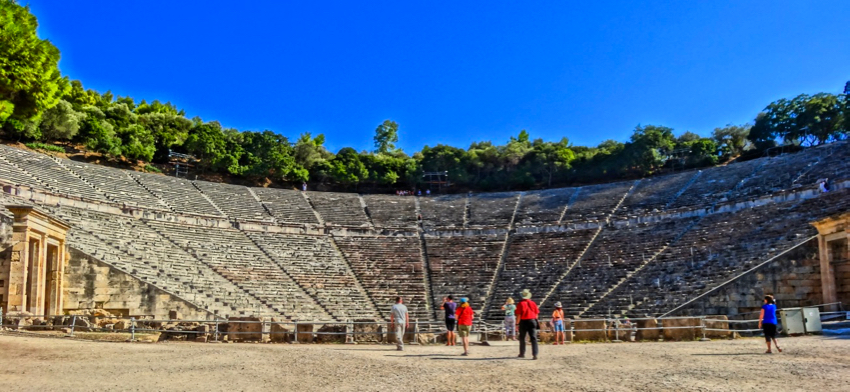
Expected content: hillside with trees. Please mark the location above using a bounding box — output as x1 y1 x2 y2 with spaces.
1 1 848 193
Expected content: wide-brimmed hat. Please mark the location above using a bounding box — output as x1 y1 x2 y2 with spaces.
520 289 532 299
554 302 562 308
506 298 515 304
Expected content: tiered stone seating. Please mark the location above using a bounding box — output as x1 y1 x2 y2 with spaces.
252 188 319 225
466 192 520 227
727 151 822 202
132 172 223 216
546 218 696 317
362 195 417 228
426 235 504 307
795 141 850 185
0 148 42 188
60 160 168 211
0 145 109 202
306 191 369 227
247 232 379 319
485 229 597 320
669 159 762 209
41 205 268 317
618 171 698 216
333 236 430 320
591 201 818 317
145 220 330 320
560 182 632 225
419 194 466 228
194 181 270 221
514 188 576 226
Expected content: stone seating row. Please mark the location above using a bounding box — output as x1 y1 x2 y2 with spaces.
361 194 418 228
728 151 823 202
419 194 467 228
617 171 698 216
466 192 520 227
426 235 505 311
252 187 319 225
486 229 597 320
132 172 223 217
559 182 633 225
545 218 696 317
42 204 265 317
144 219 330 320
514 188 577 226
194 181 271 221
668 159 762 209
332 236 430 321
61 160 168 211
0 145 109 203
247 232 379 319
306 191 370 227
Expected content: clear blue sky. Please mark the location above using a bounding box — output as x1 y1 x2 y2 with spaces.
27 1 850 154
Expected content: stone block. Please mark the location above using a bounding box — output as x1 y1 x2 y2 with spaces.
573 320 607 342
662 318 700 341
353 319 383 343
269 318 293 343
169 310 182 320
316 324 346 343
296 323 315 343
228 317 264 342
635 318 660 341
704 316 732 339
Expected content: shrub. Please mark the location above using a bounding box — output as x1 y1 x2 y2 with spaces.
25 142 64 153
144 164 162 173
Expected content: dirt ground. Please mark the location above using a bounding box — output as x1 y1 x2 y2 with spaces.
0 334 848 392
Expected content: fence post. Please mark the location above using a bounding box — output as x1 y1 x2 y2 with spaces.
213 319 220 342
656 319 663 342
410 319 420 345
0 307 3 328
130 317 136 341
345 319 356 345
700 316 710 341
612 319 622 343
70 315 77 337
292 321 299 344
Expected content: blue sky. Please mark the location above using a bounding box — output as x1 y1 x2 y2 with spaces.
27 1 850 154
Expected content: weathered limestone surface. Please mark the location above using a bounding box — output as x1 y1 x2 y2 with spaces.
662 318 701 341
635 318 660 341
573 320 607 342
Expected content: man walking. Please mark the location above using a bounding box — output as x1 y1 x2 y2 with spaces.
440 296 458 346
455 297 474 356
516 289 540 360
390 296 409 351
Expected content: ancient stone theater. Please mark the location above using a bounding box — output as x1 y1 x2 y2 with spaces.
1 142 848 324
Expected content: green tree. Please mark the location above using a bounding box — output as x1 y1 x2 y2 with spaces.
373 120 399 153
712 124 751 157
0 1 68 122
118 123 156 161
294 132 332 171
528 138 575 187
329 147 369 188
39 99 84 141
184 121 227 173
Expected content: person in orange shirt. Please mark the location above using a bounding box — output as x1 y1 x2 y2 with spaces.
552 302 566 345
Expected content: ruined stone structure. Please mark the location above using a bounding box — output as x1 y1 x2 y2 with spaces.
0 141 848 322
812 212 850 311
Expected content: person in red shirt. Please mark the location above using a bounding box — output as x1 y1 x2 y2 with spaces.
455 297 474 356
515 289 540 359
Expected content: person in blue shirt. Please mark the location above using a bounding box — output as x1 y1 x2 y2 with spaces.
758 295 782 354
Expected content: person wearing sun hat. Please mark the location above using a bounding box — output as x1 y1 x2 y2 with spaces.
515 289 540 359
552 302 566 345
455 297 474 356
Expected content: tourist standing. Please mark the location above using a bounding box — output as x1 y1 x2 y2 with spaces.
552 302 565 345
456 297 474 356
502 298 517 341
390 296 409 351
440 296 457 346
516 289 540 359
758 295 782 354
301 182 307 191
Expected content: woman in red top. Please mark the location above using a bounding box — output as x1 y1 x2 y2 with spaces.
455 298 474 356
515 289 540 359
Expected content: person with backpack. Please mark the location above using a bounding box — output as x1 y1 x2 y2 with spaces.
516 289 540 359
455 297 474 356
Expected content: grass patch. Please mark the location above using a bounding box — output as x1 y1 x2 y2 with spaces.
25 142 64 153
144 164 162 173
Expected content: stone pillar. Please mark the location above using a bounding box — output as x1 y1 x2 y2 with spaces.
811 212 849 313
818 235 838 308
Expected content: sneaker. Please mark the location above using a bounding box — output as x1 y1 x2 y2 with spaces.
532 356 538 360
461 352 468 356
517 354 525 358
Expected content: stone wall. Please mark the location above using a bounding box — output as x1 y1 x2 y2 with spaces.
63 248 210 319
673 239 822 317
837 262 850 307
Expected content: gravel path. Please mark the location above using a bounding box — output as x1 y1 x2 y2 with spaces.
1 334 848 391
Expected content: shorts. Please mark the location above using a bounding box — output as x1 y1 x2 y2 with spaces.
553 320 565 332
445 318 456 331
763 323 777 341
457 324 471 337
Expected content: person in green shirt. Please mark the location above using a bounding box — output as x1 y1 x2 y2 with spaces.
501 297 517 341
